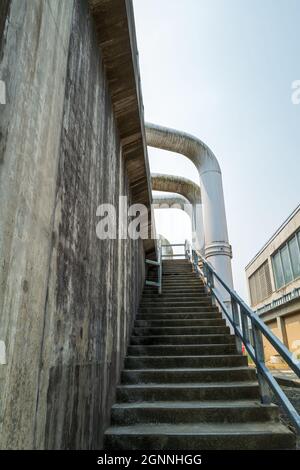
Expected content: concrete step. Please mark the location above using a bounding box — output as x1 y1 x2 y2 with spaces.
162 266 194 269
132 326 230 336
147 274 200 280
143 287 207 293
161 275 202 280
127 344 236 356
125 354 248 369
162 269 193 272
135 319 225 327
162 260 191 262
142 296 208 302
161 275 202 279
147 280 199 285
134 320 226 329
121 367 257 384
162 274 200 277
116 382 260 402
160 274 195 277
160 274 194 277
148 275 200 278
104 422 295 450
143 291 207 297
130 334 236 345
142 294 209 299
162 269 195 272
136 313 222 320
142 295 208 301
155 287 205 292
140 300 212 308
163 260 190 263
139 306 217 313
140 296 212 307
143 290 209 296
111 400 279 425
139 305 213 312
144 290 207 296
146 280 204 285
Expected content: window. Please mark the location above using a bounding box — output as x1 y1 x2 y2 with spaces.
289 236 300 278
272 229 300 290
281 245 293 284
273 251 285 289
249 261 272 306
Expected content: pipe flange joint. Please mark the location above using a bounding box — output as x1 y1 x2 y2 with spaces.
205 242 232 259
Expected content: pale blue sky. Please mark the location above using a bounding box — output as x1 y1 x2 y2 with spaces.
133 0 300 299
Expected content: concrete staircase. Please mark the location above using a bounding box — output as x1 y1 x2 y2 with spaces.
105 259 296 449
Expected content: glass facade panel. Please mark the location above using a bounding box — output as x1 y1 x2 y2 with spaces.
272 251 284 289
281 245 293 284
289 236 300 278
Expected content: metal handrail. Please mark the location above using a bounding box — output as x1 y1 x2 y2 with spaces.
190 245 300 434
145 240 162 294
161 242 189 259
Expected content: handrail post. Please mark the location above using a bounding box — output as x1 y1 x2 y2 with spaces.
252 322 272 404
231 298 243 354
207 268 214 289
207 266 217 307
158 239 162 295
192 250 199 275
185 240 188 259
240 307 251 346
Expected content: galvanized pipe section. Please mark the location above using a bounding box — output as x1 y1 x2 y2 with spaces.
151 173 204 252
152 193 194 242
152 192 190 211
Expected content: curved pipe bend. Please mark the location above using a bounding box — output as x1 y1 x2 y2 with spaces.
152 192 190 210
151 173 201 204
146 122 221 174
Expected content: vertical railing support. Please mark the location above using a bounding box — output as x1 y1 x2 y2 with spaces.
185 240 188 259
207 269 216 306
192 250 199 275
252 322 272 404
231 297 243 354
240 307 251 346
158 239 162 295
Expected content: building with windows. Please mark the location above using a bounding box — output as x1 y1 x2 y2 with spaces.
245 204 300 363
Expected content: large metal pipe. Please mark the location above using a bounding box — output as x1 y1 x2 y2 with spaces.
146 123 233 291
151 174 204 252
152 192 190 211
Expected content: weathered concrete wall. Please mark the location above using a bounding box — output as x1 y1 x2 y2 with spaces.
0 0 145 449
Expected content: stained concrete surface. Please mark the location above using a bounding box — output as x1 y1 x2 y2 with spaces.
0 0 148 449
